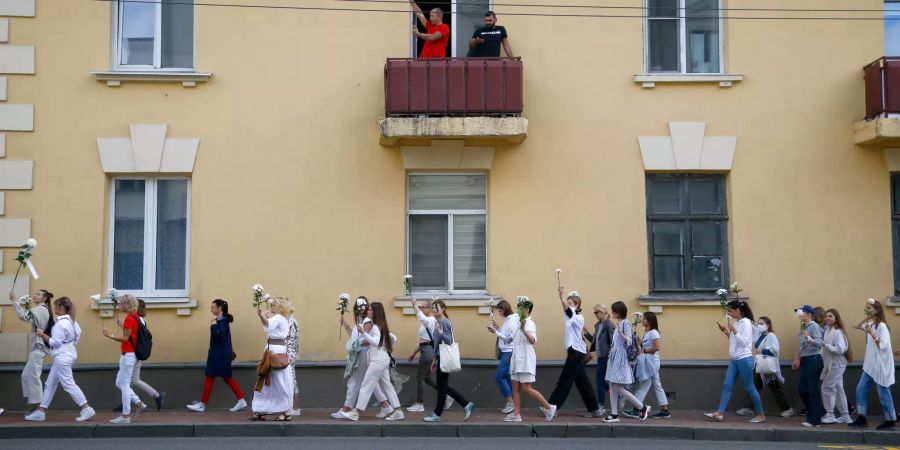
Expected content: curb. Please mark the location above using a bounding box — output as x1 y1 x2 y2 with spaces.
1 422 897 441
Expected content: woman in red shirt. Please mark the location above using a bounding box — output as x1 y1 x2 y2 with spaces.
102 294 147 424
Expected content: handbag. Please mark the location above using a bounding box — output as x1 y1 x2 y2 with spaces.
754 354 778 374
267 348 290 370
438 322 461 373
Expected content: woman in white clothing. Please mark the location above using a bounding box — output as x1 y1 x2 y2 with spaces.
820 308 852 424
339 302 404 421
333 297 391 419
24 297 96 422
488 300 519 415
705 300 766 423
547 287 601 417
251 296 293 421
849 299 896 431
506 297 556 422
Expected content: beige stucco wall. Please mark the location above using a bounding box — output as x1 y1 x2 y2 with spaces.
1 0 898 364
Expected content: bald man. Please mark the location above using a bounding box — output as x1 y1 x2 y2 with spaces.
410 0 449 58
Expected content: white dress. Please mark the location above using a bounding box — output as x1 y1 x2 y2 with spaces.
252 314 293 414
509 317 537 383
863 322 895 387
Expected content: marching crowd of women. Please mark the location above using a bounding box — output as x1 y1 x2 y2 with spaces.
0 288 896 430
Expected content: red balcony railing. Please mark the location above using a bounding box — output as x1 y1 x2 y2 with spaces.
864 57 900 120
384 57 523 117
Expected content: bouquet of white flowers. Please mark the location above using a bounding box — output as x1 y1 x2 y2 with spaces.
403 275 413 296
251 284 266 309
18 295 33 321
337 293 350 340
516 296 532 329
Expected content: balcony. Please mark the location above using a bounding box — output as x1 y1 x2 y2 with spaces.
855 57 900 145
379 57 528 147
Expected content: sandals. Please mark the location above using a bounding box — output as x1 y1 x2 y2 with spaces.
249 412 266 421
273 413 292 422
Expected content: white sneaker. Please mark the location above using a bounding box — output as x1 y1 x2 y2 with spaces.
76 407 95 422
229 398 247 412
837 414 853 424
109 416 131 424
338 409 359 421
133 403 148 417
406 403 425 412
330 411 347 419
503 414 522 422
597 407 607 417
445 396 454 410
603 415 621 423
0 408 4 416
780 408 795 418
801 421 820 428
821 413 837 424
736 407 754 417
376 407 394 419
289 408 302 416
24 410 46 422
187 402 206 412
385 410 405 421
544 405 558 422
500 401 515 414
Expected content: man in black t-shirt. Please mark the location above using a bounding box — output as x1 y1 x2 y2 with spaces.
467 11 514 58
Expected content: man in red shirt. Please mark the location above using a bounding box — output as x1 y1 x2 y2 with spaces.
410 0 449 58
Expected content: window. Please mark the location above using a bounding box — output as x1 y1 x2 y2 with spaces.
408 174 487 293
646 174 728 293
645 0 722 74
412 0 491 57
110 178 190 298
887 1 900 55
112 0 194 70
892 174 900 294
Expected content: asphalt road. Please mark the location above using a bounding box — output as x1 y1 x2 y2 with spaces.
0 437 871 450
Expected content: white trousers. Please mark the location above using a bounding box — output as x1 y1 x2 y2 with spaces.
131 361 159 398
115 353 141 414
344 350 386 408
40 356 87 409
22 349 46 404
634 373 669 407
821 365 849 416
355 349 400 411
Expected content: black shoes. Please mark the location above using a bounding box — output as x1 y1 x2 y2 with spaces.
155 392 167 411
875 420 896 431
848 416 868 429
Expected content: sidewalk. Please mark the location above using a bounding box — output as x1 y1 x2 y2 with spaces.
0 408 896 444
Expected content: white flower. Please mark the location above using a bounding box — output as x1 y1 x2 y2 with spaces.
634 312 643 318
339 293 350 301
867 298 876 305
19 295 29 304
25 238 37 248
730 282 739 290
795 308 804 317
90 294 101 302
263 294 272 303
516 295 530 305
355 297 367 307
403 274 413 279
432 294 440 301
252 284 264 293
107 288 118 299
568 290 579 298
716 288 728 296
555 268 562 273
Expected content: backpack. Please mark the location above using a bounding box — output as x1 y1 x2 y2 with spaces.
625 331 640 362
130 314 153 361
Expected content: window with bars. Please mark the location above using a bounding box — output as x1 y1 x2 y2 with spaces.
646 174 728 293
407 174 487 293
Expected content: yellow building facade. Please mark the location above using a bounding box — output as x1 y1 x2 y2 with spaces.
0 0 898 370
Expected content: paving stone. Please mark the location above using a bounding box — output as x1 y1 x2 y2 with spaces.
693 427 774 441
93 424 194 438
565 424 613 438
383 423 457 437
458 423 533 437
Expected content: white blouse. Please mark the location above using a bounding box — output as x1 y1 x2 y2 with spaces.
862 322 895 387
563 307 587 353
47 315 81 360
510 317 537 376
495 314 520 353
728 318 753 360
264 314 289 355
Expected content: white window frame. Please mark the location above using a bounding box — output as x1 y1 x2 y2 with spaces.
409 0 494 58
110 0 196 72
643 0 725 75
108 177 191 299
407 172 488 295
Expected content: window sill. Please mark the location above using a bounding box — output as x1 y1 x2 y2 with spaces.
91 71 213 87
638 294 750 314
91 298 198 317
634 74 744 88
887 296 900 315
393 294 502 315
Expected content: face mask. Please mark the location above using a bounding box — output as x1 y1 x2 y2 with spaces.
757 324 768 334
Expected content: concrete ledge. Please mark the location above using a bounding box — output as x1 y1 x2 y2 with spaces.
612 424 693 439
532 423 567 438
564 424 613 438
284 423 381 437
458 423 533 437
194 423 284 437
383 423 457 437
379 116 527 146
863 430 900 444
854 117 900 146
773 428 864 443
0 424 95 439
693 427 774 441
93 424 194 438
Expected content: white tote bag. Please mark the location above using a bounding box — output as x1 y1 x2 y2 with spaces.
754 354 778 374
439 332 462 373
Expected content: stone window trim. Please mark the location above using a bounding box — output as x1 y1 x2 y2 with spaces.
639 294 750 314
393 294 501 316
91 297 197 316
634 74 744 89
92 71 212 88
